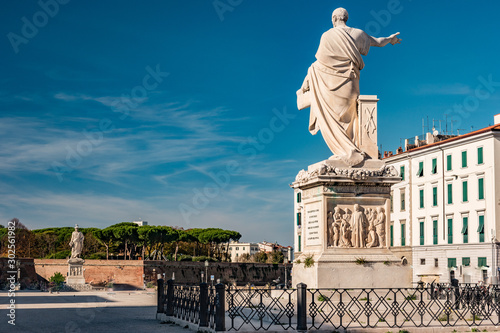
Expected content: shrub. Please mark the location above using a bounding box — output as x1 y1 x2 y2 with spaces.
317 294 329 302
86 252 106 260
253 252 268 263
178 255 192 262
304 255 315 268
192 256 217 262
49 272 65 286
355 257 367 265
405 294 417 300
146 281 155 288
45 250 71 259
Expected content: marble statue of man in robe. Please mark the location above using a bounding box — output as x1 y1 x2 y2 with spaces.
69 224 84 259
297 7 401 166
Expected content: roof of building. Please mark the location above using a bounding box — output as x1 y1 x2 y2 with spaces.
385 123 500 158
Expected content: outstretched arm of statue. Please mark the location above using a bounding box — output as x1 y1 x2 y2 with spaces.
370 32 401 47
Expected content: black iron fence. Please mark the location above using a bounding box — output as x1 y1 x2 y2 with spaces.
158 280 500 331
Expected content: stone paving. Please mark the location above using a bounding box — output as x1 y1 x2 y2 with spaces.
0 290 193 332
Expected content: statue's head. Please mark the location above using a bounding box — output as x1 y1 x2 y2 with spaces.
332 7 349 26
75 224 79 230
353 203 360 211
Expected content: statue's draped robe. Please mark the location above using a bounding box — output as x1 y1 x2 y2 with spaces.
299 27 371 165
70 231 84 258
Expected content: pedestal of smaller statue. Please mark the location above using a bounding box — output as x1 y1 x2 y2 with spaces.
67 258 85 286
291 158 412 288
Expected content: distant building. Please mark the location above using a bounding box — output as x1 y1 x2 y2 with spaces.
133 220 148 226
385 114 500 285
228 242 260 262
228 241 294 262
258 241 294 262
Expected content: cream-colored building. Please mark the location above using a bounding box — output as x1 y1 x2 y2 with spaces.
227 242 260 262
385 115 500 285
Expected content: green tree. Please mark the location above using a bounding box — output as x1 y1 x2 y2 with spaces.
269 250 284 264
253 252 268 263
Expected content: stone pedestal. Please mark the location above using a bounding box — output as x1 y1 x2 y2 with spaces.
291 159 412 288
67 258 85 286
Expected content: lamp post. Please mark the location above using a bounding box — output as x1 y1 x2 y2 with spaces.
205 260 209 284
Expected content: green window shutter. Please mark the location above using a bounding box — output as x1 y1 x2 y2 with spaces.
297 192 301 203
478 147 483 164
462 151 467 168
447 218 453 244
462 217 468 243
432 187 436 206
447 183 453 204
400 165 405 181
297 212 301 226
419 189 424 208
417 161 424 177
462 257 470 266
478 178 484 200
447 154 452 171
400 192 405 211
478 257 487 267
432 158 437 174
448 258 457 268
419 221 424 245
401 223 406 246
462 181 468 202
433 220 438 245
478 215 485 243
390 225 394 247
390 194 393 212
298 235 301 252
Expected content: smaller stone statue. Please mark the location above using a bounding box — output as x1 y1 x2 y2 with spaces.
375 207 386 247
69 224 84 259
332 207 342 247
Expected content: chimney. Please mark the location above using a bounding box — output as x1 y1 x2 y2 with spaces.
495 113 500 125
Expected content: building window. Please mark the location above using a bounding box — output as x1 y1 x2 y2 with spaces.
434 258 439 267
298 235 301 252
400 191 405 211
448 258 457 268
420 258 426 265
432 186 438 206
478 257 487 267
462 216 468 243
236 247 239 250
447 183 453 204
401 223 406 246
433 220 438 245
447 218 453 244
297 212 301 226
462 257 470 266
478 178 484 200
462 151 467 168
297 192 301 203
419 221 424 245
243 247 245 250
419 189 424 208
478 215 485 243
446 154 452 171
390 192 393 212
417 161 424 177
462 181 468 202
478 147 483 165
390 224 394 247
400 165 405 181
432 158 437 174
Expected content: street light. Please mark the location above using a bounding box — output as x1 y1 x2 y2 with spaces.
205 260 209 284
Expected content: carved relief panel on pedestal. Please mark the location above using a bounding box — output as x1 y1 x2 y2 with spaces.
327 203 386 249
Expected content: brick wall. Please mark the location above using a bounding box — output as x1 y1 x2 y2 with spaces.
34 259 144 288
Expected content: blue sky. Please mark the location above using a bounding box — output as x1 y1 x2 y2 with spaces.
1 1 500 246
